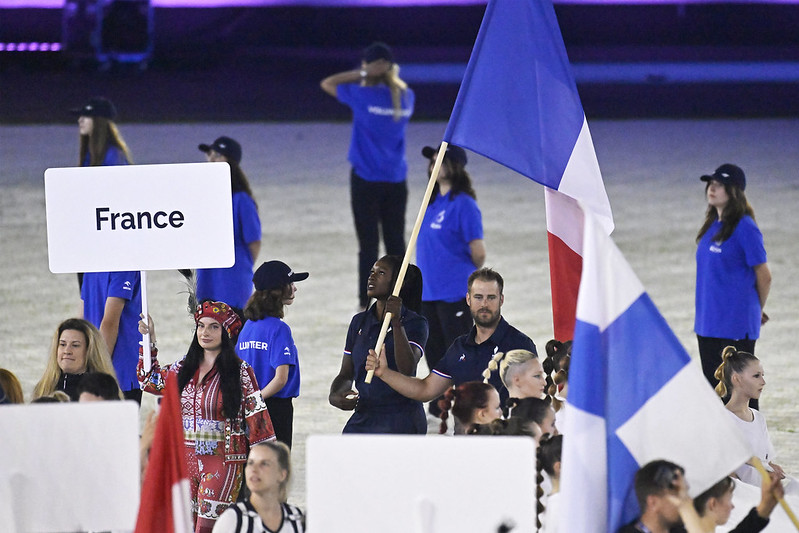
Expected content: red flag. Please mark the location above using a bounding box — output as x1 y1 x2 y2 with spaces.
135 373 192 533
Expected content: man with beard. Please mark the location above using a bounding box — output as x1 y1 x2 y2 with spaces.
365 268 536 405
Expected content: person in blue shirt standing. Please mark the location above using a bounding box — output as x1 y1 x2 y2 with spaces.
237 260 308 448
71 96 132 168
81 270 142 402
195 136 262 309
416 143 485 414
694 164 771 408
321 42 414 310
70 96 132 291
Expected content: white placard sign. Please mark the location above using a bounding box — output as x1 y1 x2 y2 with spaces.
306 435 536 532
0 402 140 532
44 162 234 273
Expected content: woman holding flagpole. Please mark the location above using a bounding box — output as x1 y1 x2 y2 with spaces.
138 301 275 533
320 42 414 310
328 255 429 434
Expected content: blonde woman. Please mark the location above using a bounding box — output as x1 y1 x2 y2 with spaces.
212 442 305 533
715 346 797 493
483 349 547 404
33 318 119 401
320 42 414 310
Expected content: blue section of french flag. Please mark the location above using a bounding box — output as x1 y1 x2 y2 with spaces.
443 0 584 188
561 208 753 532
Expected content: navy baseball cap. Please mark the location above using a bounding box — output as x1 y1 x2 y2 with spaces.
362 42 393 63
199 136 242 164
70 97 117 120
701 163 746 191
253 261 309 291
422 144 468 167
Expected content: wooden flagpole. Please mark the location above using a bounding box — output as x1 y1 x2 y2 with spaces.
752 456 799 529
364 142 449 384
141 270 152 372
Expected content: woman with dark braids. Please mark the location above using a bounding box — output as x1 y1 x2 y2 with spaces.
437 380 500 435
507 397 557 438
695 164 771 401
138 301 275 533
537 435 563 533
541 340 570 414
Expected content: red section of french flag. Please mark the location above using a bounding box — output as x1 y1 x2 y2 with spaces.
547 228 583 341
135 373 192 533
546 187 585 341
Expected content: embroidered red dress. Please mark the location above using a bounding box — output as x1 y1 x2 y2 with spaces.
138 349 275 533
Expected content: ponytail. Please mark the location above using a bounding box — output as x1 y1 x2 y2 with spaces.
714 345 758 399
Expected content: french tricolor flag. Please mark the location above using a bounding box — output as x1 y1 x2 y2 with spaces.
442 0 614 342
560 207 752 532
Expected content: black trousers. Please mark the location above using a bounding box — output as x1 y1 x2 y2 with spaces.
350 170 407 307
697 335 758 409
123 388 142 404
265 396 294 449
421 299 473 370
421 299 473 416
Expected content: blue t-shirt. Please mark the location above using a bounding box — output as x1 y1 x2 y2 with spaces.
417 191 483 302
81 145 128 166
344 304 428 411
81 271 142 391
196 190 261 309
433 317 536 404
337 83 414 183
695 215 767 340
236 316 300 399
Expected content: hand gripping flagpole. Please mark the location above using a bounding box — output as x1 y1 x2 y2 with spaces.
752 456 799 529
364 142 449 384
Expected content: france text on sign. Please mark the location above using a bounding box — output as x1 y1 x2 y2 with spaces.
44 162 234 273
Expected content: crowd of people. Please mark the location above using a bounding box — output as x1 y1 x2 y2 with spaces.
0 40 787 533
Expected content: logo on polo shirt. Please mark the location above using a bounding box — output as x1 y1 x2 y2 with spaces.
123 281 132 291
459 354 466 362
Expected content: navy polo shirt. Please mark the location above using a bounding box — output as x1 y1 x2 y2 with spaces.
432 317 536 403
344 304 428 411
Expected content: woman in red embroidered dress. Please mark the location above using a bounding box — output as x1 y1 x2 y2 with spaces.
138 301 275 533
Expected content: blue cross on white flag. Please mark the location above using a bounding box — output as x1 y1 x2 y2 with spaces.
559 206 752 532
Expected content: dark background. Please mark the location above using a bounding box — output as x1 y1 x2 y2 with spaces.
2 3 799 123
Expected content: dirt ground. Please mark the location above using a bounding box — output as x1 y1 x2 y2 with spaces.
2 119 797 509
